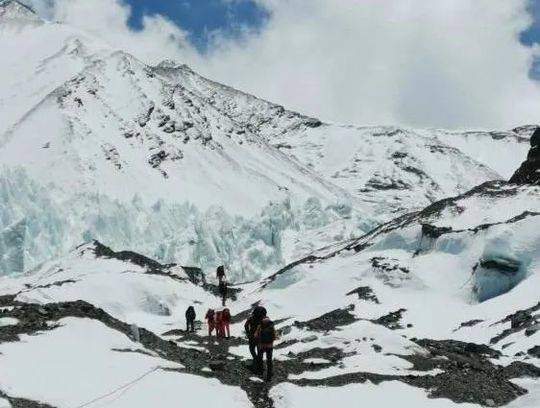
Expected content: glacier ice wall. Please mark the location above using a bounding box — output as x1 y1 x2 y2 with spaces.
0 168 367 281
472 226 537 302
0 219 26 275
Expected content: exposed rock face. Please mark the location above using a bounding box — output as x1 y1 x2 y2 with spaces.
293 306 358 332
510 127 540 185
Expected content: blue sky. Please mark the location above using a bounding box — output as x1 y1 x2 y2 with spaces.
123 0 540 77
521 0 540 46
125 0 540 49
521 0 540 79
122 0 269 51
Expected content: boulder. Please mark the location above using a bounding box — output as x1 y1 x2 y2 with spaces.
509 127 540 185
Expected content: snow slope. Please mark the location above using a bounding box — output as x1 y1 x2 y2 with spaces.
270 124 529 218
6 241 221 333
246 182 540 342
0 317 251 408
229 180 540 407
0 179 538 407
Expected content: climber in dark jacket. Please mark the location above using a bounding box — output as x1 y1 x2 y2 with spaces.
244 306 267 361
205 309 216 336
254 316 276 382
185 306 196 332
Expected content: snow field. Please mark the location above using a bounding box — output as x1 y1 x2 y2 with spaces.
0 317 250 408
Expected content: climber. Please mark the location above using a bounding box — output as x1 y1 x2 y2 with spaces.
254 314 277 382
205 308 216 336
219 279 228 307
185 305 196 333
244 305 267 361
216 265 226 284
222 307 231 338
215 309 225 338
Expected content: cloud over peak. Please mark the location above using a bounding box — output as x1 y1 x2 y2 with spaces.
23 0 540 129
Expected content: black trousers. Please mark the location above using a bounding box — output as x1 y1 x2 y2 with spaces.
186 319 195 332
248 338 258 360
256 347 273 379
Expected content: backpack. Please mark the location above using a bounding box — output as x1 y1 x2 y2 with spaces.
259 318 275 345
222 308 231 322
216 266 225 279
186 306 195 320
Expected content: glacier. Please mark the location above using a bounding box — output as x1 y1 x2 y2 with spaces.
473 224 538 302
0 167 365 281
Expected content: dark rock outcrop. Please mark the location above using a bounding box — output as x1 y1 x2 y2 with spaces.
510 127 540 185
528 345 540 358
0 389 55 408
453 319 484 332
421 223 453 239
371 308 407 330
346 286 380 303
490 302 540 344
294 306 358 332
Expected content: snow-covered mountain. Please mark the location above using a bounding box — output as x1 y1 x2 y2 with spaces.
0 0 533 279
0 4 539 406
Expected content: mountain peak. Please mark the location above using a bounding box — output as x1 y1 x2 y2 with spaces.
0 0 41 25
155 59 192 73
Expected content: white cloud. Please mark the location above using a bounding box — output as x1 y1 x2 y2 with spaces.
25 0 201 64
23 0 540 129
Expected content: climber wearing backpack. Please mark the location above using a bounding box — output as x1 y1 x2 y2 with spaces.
205 308 216 336
254 315 276 382
244 306 267 361
185 306 196 333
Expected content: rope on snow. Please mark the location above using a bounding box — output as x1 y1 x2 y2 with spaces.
73 366 160 408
